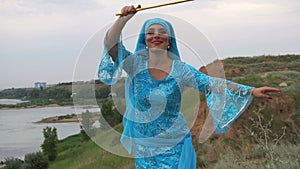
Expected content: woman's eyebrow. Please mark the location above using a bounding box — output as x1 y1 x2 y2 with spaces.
147 28 166 30
146 27 167 34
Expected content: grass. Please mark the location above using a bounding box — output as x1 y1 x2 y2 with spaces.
51 132 299 169
48 133 135 169
231 70 300 93
48 105 300 168
212 142 300 169
223 55 300 78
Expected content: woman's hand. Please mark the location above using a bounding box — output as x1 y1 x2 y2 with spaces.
252 87 281 99
119 5 141 20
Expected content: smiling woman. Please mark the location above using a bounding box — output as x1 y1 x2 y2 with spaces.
97 5 281 169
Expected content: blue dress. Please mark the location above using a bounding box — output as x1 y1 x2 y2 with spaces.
98 18 254 169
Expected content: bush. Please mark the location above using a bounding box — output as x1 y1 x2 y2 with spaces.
41 127 58 161
266 142 300 168
213 106 299 168
100 99 122 127
214 143 300 168
22 151 48 169
4 157 23 169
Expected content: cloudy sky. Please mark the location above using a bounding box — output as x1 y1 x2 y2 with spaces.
0 0 299 89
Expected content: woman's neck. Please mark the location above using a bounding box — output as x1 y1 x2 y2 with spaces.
148 50 173 80
148 50 171 67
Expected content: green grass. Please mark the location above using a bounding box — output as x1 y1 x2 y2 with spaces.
48 133 135 169
232 70 300 93
51 132 299 169
223 55 300 78
213 143 300 169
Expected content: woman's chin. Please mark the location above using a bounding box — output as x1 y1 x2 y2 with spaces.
149 48 167 54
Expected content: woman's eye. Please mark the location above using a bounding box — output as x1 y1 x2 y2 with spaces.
147 31 154 35
146 29 167 35
158 30 167 34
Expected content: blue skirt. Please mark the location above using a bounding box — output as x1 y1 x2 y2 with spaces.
134 136 196 169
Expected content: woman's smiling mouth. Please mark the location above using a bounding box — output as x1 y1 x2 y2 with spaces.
152 40 163 44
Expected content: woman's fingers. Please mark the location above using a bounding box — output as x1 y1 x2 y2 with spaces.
264 87 282 94
120 5 141 16
121 6 132 16
253 87 281 99
261 93 273 99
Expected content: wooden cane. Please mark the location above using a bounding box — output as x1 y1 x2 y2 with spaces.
115 0 194 16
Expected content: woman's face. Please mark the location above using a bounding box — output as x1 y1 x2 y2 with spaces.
146 24 169 51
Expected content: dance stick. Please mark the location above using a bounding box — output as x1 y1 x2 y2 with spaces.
115 0 194 16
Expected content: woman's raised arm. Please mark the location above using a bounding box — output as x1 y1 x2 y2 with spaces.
105 5 140 60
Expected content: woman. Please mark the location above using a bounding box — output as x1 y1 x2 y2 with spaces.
98 5 281 169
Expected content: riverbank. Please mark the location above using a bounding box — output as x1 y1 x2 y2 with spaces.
34 114 80 123
0 98 102 110
0 103 74 110
0 97 74 110
0 103 64 110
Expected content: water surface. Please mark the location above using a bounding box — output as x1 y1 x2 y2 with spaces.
0 105 100 161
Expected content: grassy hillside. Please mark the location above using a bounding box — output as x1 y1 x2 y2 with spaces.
193 54 300 168
48 124 135 169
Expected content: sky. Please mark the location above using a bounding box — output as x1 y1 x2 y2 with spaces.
0 0 299 89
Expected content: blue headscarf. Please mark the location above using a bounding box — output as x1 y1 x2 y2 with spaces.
134 18 181 60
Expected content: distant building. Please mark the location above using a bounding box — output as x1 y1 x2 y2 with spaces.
34 82 47 89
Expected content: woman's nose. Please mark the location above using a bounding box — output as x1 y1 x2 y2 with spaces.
153 33 160 38
153 31 164 37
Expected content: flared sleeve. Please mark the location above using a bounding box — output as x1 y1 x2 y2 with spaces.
183 63 254 134
98 35 138 154
98 36 133 85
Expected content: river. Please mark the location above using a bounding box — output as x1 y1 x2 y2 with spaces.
0 99 100 162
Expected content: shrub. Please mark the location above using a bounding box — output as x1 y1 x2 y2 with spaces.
214 150 248 169
214 143 300 168
4 157 23 169
266 142 300 168
22 151 48 169
100 99 122 127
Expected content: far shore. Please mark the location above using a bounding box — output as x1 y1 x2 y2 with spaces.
0 103 73 110
34 114 80 123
